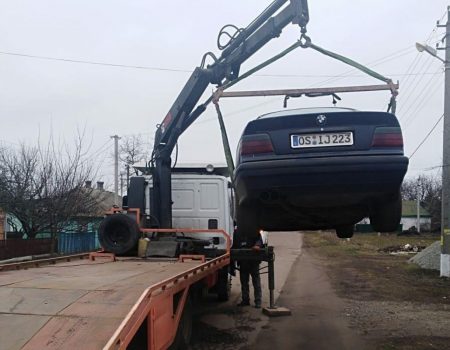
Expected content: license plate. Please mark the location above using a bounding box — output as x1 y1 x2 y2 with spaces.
291 132 354 148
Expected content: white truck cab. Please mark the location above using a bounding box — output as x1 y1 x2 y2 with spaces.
139 165 234 251
101 164 234 256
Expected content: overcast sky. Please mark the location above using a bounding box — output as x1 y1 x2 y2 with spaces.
0 0 448 187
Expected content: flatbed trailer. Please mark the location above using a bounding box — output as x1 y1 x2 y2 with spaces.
0 232 231 350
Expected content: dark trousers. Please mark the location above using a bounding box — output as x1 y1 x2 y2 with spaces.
239 261 262 304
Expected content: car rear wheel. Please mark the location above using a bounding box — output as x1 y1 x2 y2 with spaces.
370 194 402 232
236 202 260 244
335 225 354 238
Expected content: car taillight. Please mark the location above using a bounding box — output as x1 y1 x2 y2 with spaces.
240 134 274 155
372 127 403 147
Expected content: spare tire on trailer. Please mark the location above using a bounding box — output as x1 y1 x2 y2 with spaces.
98 214 140 255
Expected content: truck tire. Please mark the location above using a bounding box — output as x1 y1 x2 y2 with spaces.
236 202 259 244
217 267 230 302
370 194 402 232
335 224 354 238
169 299 192 350
98 214 140 255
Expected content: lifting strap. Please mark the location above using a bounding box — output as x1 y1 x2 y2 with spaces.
207 35 399 180
210 37 398 113
305 42 398 114
213 98 235 182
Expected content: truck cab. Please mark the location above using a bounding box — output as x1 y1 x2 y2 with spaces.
144 165 234 251
100 164 234 256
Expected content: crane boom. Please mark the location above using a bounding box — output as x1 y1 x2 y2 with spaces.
151 0 309 228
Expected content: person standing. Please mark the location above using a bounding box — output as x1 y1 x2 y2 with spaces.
237 232 264 308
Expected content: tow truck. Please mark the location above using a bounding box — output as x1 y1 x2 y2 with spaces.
0 1 310 349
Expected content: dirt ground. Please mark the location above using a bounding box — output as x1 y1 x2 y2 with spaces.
303 232 450 350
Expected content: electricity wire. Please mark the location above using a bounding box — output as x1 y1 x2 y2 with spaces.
0 46 419 79
0 50 192 73
397 55 436 113
402 71 444 127
409 114 444 159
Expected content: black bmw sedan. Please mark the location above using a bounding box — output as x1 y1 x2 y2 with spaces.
234 107 409 240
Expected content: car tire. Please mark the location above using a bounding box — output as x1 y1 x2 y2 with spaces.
236 202 260 243
169 298 193 350
217 267 230 302
98 214 140 255
336 225 354 238
370 194 402 232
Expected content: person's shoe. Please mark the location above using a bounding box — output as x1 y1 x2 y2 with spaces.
237 300 250 307
254 302 261 309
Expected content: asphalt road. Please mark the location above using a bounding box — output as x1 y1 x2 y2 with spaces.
251 234 369 350
192 232 370 350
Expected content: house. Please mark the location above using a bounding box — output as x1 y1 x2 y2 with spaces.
0 181 121 239
356 200 432 233
0 209 21 239
401 200 432 231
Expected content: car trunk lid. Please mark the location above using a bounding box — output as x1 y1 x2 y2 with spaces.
242 109 403 157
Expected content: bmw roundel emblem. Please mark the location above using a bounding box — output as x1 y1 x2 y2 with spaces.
316 114 327 125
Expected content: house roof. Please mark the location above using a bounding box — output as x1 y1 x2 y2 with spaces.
402 200 431 218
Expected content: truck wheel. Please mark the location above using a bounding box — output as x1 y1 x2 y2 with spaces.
336 225 354 238
98 214 140 255
236 202 259 243
370 194 402 232
217 267 230 301
169 299 192 350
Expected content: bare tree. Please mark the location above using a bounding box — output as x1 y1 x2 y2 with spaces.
0 134 100 242
119 134 148 188
401 174 442 232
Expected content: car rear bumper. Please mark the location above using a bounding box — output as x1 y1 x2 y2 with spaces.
234 155 409 205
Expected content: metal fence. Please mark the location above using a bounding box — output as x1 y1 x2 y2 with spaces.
0 232 100 261
58 231 100 255
0 238 53 260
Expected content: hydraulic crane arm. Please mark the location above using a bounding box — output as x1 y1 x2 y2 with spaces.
151 0 309 228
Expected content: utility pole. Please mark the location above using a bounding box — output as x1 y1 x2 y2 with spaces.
111 135 120 206
416 185 420 233
120 172 125 198
126 164 130 189
417 185 421 233
438 7 450 277
416 8 450 276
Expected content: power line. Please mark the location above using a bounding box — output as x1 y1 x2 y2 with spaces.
409 113 444 159
402 71 444 127
0 50 192 73
0 46 417 79
398 20 447 112
397 55 436 113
